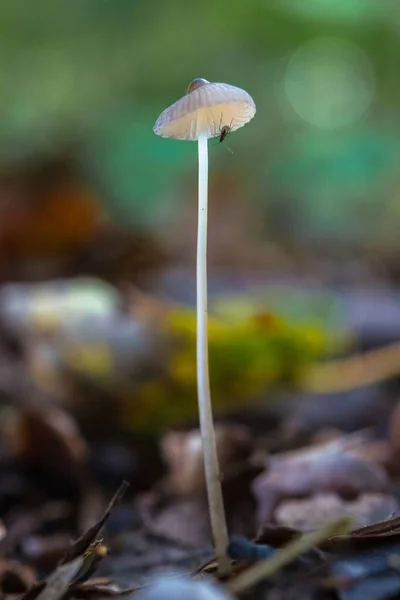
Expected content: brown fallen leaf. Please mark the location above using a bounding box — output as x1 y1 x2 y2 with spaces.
347 439 398 476
384 400 400 476
275 493 398 530
35 555 86 600
140 495 211 548
71 580 139 598
28 543 108 600
19 482 128 600
0 558 37 597
141 426 259 547
252 437 389 525
62 480 128 564
161 425 254 496
314 427 400 478
0 521 6 544
311 428 347 446
330 514 400 545
9 404 88 490
7 403 107 536
389 400 400 452
256 513 400 553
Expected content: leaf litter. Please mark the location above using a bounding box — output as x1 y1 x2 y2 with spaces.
1 281 400 600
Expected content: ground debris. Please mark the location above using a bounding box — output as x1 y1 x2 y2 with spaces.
252 435 389 525
275 493 398 530
15 482 129 600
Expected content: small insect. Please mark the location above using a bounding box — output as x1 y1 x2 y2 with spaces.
213 116 234 154
218 124 232 144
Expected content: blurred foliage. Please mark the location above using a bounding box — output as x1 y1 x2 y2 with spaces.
0 0 400 243
122 304 331 432
211 286 345 331
2 279 337 434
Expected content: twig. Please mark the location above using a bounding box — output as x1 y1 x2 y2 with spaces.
303 341 400 393
226 518 352 594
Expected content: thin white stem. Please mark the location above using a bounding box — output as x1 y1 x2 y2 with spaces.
196 132 231 576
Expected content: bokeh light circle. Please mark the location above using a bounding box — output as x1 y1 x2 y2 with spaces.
284 37 375 129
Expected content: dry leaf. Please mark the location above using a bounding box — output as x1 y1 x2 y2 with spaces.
0 558 37 597
161 425 253 496
9 405 88 489
275 493 398 530
252 438 389 525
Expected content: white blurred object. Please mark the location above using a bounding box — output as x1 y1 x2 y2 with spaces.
136 576 233 600
0 277 120 333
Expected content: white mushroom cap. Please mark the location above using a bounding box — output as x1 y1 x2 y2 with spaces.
153 79 256 141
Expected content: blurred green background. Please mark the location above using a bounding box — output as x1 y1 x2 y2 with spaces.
0 0 399 252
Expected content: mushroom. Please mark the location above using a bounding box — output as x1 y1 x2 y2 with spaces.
153 79 256 575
